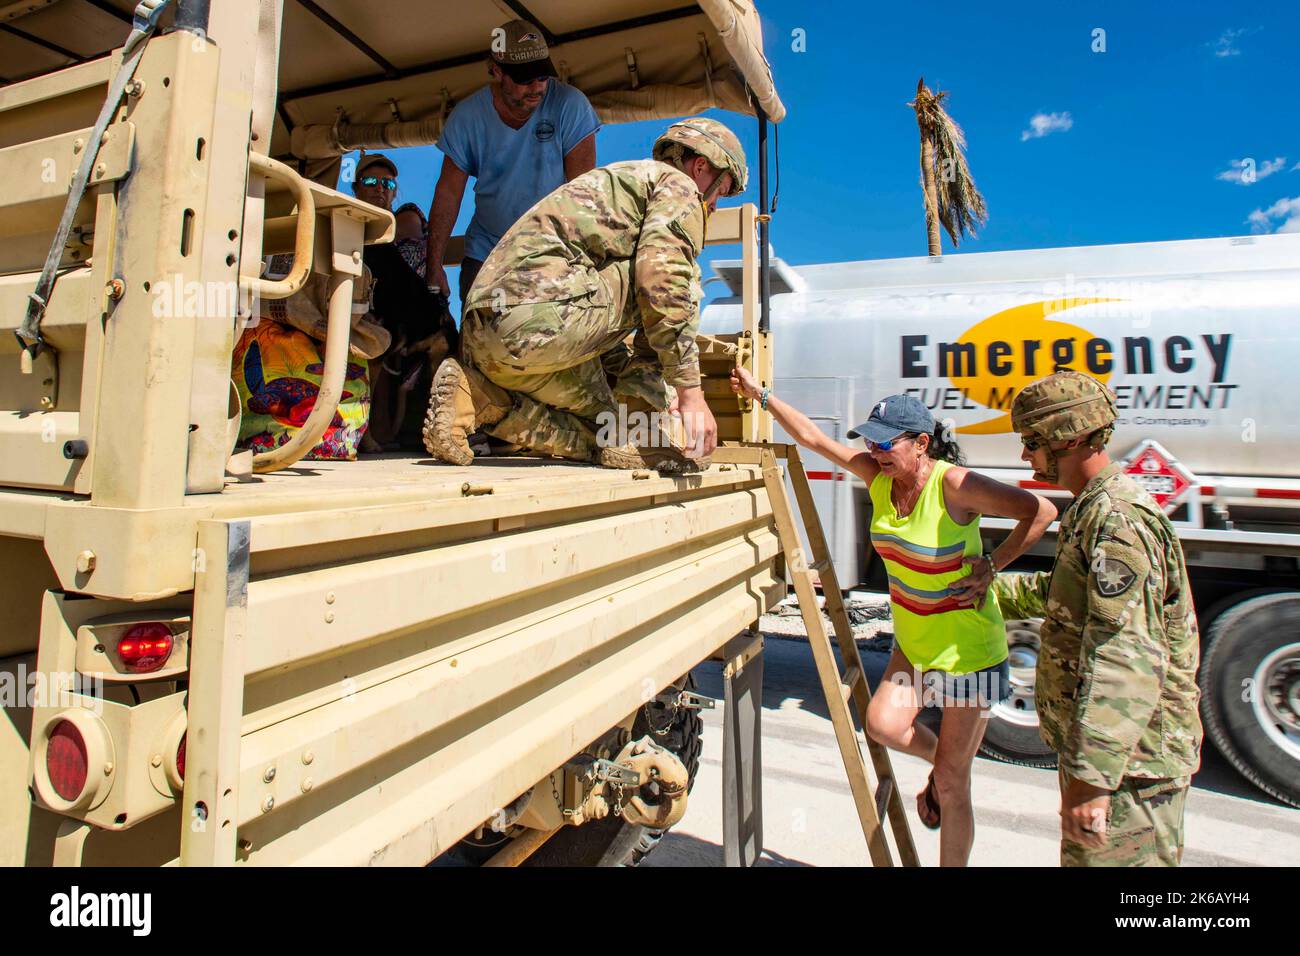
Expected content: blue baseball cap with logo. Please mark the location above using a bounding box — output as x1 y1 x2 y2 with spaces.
847 394 936 445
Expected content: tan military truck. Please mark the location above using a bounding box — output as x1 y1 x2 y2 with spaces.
0 0 787 865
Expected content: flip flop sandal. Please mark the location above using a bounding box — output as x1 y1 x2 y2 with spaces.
918 772 942 830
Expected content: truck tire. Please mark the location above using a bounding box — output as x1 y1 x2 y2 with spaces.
1200 591 1300 809
979 618 1058 769
520 674 704 867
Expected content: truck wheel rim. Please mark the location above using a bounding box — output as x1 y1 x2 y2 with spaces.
1253 642 1300 763
993 620 1041 728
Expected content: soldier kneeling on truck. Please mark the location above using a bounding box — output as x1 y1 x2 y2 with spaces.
421 118 748 473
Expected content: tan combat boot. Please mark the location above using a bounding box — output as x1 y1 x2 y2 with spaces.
422 358 512 465
597 407 710 473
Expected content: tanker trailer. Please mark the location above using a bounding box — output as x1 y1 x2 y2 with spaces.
703 232 1300 807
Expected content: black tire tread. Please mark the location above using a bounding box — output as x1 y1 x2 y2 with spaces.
1199 591 1300 809
978 740 1058 770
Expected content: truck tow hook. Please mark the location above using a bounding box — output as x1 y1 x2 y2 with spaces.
610 736 690 829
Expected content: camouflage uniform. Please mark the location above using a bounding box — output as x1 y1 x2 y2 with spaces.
992 372 1202 867
1054 766 1190 867
459 159 707 459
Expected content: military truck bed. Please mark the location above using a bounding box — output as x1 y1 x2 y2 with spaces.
2 454 713 532
219 454 658 509
0 0 785 867
8 452 786 865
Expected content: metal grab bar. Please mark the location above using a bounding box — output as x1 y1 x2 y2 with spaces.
239 159 374 474
251 268 354 473
242 152 315 301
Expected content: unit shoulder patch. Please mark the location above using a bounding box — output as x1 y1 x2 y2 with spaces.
1095 557 1138 597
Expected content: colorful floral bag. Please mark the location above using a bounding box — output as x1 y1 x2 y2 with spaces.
231 261 388 461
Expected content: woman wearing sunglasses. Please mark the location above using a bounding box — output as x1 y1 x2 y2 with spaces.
730 367 1056 865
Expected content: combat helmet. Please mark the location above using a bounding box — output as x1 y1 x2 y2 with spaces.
653 118 748 198
1012 371 1118 482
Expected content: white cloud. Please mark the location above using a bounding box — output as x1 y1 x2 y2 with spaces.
1210 27 1257 58
1021 112 1073 142
1246 197 1300 234
1217 157 1288 184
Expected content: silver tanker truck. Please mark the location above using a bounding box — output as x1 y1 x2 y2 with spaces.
705 231 1300 808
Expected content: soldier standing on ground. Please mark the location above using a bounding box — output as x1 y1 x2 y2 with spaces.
421 118 748 473
971 371 1203 866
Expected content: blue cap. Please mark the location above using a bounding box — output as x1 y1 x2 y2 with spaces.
847 394 936 444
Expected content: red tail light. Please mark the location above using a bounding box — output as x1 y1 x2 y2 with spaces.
46 720 88 801
117 623 174 673
176 733 186 781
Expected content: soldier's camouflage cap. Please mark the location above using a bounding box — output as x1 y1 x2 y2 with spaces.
1012 370 1118 442
653 118 748 197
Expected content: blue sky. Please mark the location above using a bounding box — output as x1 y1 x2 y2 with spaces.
355 0 1298 307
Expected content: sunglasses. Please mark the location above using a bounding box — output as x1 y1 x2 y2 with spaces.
866 433 915 453
1020 435 1046 452
359 175 397 190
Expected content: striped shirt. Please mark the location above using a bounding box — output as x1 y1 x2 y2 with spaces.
869 460 1008 673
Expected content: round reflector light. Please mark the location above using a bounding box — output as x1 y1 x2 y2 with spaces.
176 733 186 781
117 623 174 673
46 720 88 802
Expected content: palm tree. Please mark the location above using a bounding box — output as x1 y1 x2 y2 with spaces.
910 77 988 255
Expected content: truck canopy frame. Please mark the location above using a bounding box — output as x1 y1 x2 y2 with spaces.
0 0 787 160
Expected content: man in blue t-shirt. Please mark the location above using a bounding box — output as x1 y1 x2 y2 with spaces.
425 19 600 307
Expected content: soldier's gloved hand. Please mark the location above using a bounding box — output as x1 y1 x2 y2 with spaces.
1060 773 1111 849
676 385 717 459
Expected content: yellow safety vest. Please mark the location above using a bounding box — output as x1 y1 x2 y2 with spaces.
869 460 1008 673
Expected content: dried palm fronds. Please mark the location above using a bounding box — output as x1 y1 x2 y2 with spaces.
910 77 988 254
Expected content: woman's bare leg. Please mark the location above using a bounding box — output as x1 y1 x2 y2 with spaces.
865 645 936 762
932 699 992 866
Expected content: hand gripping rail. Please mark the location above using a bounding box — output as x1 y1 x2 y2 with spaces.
241 153 350 474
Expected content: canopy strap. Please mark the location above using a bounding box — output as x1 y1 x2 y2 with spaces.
697 33 715 107
624 47 640 89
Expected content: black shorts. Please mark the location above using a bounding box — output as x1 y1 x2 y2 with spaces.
921 657 1011 708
